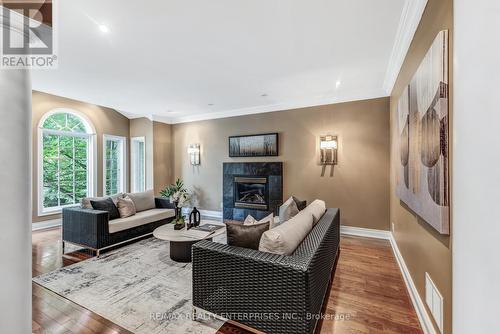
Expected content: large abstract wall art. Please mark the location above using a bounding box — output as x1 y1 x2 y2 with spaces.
396 30 450 234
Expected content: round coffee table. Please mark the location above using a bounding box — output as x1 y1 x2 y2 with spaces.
153 220 225 262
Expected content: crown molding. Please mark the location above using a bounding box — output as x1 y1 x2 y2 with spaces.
164 89 387 124
382 0 428 95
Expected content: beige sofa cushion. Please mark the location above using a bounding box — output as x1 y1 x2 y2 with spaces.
81 193 123 209
258 210 314 255
302 199 326 225
108 208 175 233
125 190 155 212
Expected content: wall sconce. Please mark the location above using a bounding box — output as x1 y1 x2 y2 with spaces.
319 135 338 165
188 144 200 165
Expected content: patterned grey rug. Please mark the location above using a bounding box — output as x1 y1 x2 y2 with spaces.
33 236 226 334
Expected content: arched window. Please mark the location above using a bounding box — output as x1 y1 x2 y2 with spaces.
39 110 96 215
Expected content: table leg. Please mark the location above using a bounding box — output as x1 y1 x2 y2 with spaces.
169 238 213 263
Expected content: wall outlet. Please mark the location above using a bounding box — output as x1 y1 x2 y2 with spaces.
425 272 444 333
391 222 395 232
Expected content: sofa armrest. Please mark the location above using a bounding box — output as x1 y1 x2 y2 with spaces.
62 207 109 249
192 241 311 334
155 197 176 209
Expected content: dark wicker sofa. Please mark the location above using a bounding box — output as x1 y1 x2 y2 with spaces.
192 208 340 334
62 197 175 256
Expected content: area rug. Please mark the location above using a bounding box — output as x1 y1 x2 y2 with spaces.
33 236 226 334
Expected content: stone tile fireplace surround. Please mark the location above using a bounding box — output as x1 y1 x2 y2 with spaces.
223 162 283 221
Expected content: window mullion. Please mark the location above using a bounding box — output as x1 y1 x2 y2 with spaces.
72 137 76 204
112 141 116 194
40 112 95 214
57 135 61 207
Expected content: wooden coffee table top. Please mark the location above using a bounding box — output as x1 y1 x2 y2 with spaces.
153 220 225 242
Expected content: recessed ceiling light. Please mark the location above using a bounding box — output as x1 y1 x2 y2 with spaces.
99 24 109 33
208 103 214 106
261 94 268 97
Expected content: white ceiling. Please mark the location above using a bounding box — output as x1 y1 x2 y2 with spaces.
32 0 414 124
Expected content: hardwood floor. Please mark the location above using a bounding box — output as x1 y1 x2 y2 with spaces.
32 228 422 334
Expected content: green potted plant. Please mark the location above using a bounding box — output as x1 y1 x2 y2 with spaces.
160 178 190 230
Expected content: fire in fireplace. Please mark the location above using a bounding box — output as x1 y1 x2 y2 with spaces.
234 176 268 210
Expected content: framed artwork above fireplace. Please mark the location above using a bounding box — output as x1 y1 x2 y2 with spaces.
228 133 278 157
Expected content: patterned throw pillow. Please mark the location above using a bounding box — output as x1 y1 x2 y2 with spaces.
243 213 274 226
117 196 137 218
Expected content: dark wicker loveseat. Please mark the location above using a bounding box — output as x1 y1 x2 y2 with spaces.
62 197 175 256
192 208 340 334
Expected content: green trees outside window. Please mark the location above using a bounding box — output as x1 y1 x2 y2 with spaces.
40 112 93 213
104 136 125 196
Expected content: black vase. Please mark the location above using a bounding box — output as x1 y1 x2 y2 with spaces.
190 207 201 227
173 201 181 219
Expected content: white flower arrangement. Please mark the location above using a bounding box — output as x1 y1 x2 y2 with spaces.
160 178 190 208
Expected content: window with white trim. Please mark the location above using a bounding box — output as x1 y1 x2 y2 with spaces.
131 137 146 193
39 111 95 214
103 135 126 195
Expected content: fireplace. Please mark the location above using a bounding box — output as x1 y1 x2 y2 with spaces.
234 176 268 210
223 162 283 221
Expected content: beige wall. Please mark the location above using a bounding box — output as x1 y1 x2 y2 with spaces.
153 121 174 195
172 97 390 230
32 91 130 223
389 0 453 333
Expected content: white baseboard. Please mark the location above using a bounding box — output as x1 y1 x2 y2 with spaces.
389 234 436 334
181 208 222 219
339 225 436 334
340 225 391 239
32 218 61 231
199 209 222 219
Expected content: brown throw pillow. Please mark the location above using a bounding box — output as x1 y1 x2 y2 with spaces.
117 196 137 218
226 221 270 250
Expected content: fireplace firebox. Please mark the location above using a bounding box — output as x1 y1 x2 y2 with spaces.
234 176 268 210
223 162 282 221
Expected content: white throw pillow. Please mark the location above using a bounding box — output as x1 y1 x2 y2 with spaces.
302 199 326 225
278 196 299 223
244 213 274 226
259 210 314 255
